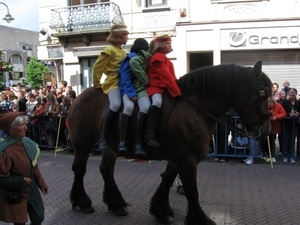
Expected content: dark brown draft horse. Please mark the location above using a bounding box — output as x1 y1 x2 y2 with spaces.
68 61 272 225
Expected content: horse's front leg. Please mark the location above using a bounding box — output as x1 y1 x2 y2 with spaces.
178 159 216 225
70 151 94 213
100 150 129 216
150 161 177 224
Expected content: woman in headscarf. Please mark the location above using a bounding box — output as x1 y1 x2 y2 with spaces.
0 112 48 225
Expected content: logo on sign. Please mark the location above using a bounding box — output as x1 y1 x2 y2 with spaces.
229 31 247 47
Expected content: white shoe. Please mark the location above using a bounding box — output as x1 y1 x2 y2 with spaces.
290 158 296 164
243 157 250 162
245 158 254 165
266 157 276 163
283 158 288 163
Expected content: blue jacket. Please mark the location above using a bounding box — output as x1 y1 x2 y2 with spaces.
119 52 137 98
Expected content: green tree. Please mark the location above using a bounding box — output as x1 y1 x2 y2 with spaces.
26 56 50 88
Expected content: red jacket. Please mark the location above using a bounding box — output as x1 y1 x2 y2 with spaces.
147 52 181 98
32 104 47 117
269 102 286 134
31 104 47 125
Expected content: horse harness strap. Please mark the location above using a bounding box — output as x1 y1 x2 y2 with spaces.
180 95 248 137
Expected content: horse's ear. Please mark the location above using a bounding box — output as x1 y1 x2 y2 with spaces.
253 61 262 78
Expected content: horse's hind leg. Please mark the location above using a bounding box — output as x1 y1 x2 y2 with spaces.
101 151 129 216
70 151 94 213
150 161 177 224
178 159 216 225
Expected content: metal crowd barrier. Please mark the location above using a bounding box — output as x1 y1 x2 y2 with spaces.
208 116 300 159
26 114 100 156
26 115 299 158
26 115 70 155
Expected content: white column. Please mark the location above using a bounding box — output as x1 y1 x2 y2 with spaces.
213 27 221 65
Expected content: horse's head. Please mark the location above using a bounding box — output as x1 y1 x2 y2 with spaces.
234 61 272 141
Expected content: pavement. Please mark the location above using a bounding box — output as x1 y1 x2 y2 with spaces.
1 150 300 225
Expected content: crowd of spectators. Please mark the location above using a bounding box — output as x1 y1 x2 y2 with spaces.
0 81 76 151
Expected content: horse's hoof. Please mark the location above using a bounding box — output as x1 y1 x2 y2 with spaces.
157 216 173 224
112 207 128 216
80 205 95 214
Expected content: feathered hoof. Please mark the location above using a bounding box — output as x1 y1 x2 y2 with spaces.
113 207 128 216
80 205 95 214
156 216 173 224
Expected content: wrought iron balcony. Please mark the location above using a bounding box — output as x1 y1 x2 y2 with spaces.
49 2 124 36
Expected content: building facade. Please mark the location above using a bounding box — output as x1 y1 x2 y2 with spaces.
0 25 39 86
38 0 300 94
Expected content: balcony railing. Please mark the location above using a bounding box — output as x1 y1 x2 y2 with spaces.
49 2 124 35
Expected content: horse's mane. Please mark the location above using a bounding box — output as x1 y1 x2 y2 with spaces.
177 64 253 98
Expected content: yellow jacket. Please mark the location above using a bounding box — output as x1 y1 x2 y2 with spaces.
93 45 126 94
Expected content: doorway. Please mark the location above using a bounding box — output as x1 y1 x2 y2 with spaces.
189 52 213 72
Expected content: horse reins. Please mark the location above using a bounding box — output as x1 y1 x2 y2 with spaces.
179 95 248 137
158 95 248 144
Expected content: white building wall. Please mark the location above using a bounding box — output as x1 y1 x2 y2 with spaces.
38 0 300 93
174 0 300 85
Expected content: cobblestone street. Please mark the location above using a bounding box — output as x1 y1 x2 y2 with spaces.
1 151 300 225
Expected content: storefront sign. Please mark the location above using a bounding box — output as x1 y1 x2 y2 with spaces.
221 28 300 49
230 31 299 47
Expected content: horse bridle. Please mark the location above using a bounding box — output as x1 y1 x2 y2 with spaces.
247 81 272 120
